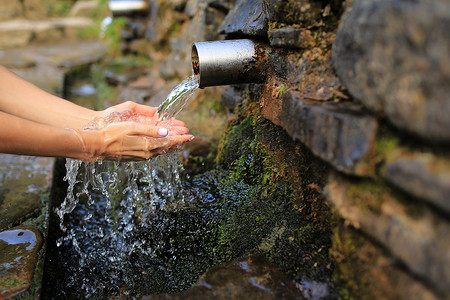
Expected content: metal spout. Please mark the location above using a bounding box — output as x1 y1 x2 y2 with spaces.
108 0 148 16
192 39 267 88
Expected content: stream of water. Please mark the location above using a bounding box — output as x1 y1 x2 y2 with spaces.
51 74 200 298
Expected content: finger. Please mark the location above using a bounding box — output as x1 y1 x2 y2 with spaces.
158 118 185 127
168 126 189 135
131 103 158 117
165 135 195 148
168 118 186 126
143 134 194 151
117 122 169 137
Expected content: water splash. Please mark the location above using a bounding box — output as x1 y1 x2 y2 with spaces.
53 74 199 298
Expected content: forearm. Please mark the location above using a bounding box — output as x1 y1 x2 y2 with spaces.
0 65 97 128
0 111 85 159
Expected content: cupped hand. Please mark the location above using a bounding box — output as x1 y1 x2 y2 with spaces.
94 102 188 135
100 101 158 119
74 121 194 161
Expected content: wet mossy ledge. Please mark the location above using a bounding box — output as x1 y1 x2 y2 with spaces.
209 100 334 287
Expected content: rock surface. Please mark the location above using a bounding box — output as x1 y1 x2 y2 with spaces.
0 41 106 95
332 225 440 300
384 152 450 215
0 18 95 49
219 0 280 37
272 90 378 176
142 254 303 299
326 172 450 295
0 155 54 231
0 226 43 299
332 0 450 142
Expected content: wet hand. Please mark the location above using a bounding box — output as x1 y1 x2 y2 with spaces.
94 102 188 135
72 121 194 162
99 101 158 120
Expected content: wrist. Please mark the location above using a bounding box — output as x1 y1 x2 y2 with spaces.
67 128 101 161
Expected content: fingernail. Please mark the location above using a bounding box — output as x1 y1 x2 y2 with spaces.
158 128 168 136
188 136 195 142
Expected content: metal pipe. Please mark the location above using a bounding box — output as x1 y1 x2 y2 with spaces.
191 39 268 88
108 0 148 16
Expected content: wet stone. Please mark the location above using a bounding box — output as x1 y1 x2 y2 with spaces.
142 254 303 300
268 27 315 49
332 0 450 142
384 152 450 214
206 0 234 13
0 226 43 299
0 154 54 231
278 90 378 176
219 0 280 37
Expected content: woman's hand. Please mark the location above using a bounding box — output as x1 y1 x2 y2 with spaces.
99 101 158 120
72 121 194 162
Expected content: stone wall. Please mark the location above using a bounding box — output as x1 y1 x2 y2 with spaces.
1 0 448 298
188 0 450 299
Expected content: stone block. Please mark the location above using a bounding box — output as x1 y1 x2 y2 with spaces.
0 17 95 49
207 0 234 13
269 90 378 176
0 20 34 49
326 172 450 295
332 224 440 300
185 0 202 18
0 226 43 299
384 152 450 215
332 0 450 142
219 0 280 37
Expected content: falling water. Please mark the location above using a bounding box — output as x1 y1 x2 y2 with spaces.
157 74 199 120
53 74 199 298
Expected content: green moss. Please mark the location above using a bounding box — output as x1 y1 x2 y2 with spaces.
344 175 427 220
212 114 333 283
346 178 386 214
278 85 287 98
375 134 400 160
331 224 369 299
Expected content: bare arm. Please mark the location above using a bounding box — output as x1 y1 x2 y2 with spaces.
0 65 195 161
0 110 84 158
0 65 97 128
0 110 193 161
